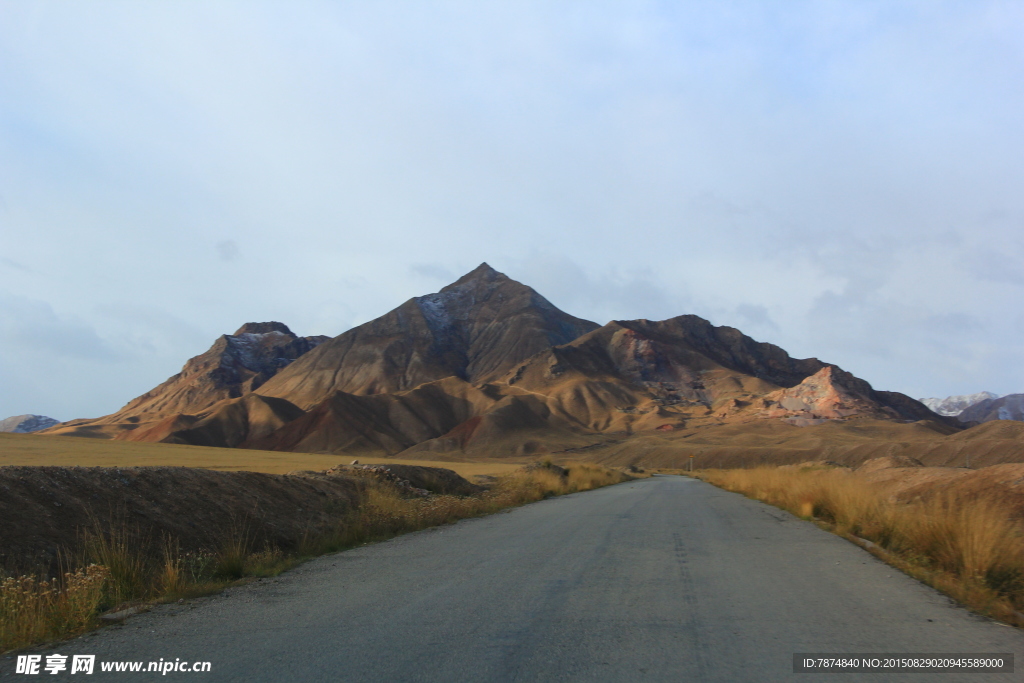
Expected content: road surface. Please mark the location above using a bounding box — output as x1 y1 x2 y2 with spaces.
7 475 1021 681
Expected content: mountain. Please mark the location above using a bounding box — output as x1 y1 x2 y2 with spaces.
253 263 599 408
115 394 306 448
42 264 951 459
46 322 327 438
395 316 945 458
0 415 59 433
111 321 328 419
958 393 1024 423
483 316 937 432
245 376 500 455
919 392 1000 417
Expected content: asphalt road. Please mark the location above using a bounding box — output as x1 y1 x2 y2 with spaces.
7 475 1021 682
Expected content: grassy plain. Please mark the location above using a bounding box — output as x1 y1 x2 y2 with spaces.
0 432 524 478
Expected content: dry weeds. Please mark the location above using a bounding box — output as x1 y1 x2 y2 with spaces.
0 565 108 652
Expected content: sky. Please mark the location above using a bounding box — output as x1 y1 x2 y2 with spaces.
1 1 1022 420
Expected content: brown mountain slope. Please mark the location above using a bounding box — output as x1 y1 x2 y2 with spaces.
946 419 1024 441
46 322 327 438
264 311 950 460
243 377 498 456
254 264 599 408
491 317 941 436
401 389 606 458
149 394 307 448
388 318 946 460
38 267 956 463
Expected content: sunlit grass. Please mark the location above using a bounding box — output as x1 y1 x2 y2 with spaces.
0 565 108 652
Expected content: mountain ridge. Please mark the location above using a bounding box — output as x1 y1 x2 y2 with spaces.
41 264 955 457
919 392 1000 417
958 393 1024 424
0 415 60 433
252 263 599 407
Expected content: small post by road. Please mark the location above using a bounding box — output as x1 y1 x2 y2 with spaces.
689 455 694 472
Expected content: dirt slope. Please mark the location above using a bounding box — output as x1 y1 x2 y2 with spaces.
0 466 360 574
0 463 481 575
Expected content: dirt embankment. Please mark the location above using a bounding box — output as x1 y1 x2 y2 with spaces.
0 464 477 575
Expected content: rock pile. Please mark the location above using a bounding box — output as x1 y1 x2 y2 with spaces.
326 465 431 497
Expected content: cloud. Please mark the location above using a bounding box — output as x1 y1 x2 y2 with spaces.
216 239 240 262
733 303 778 331
502 253 687 325
0 293 122 362
0 1 1022 414
410 263 455 281
0 258 31 272
966 248 1024 286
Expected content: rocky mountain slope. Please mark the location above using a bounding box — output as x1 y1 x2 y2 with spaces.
0 414 59 433
918 392 1000 416
42 264 955 460
958 393 1024 423
253 263 599 407
46 322 327 438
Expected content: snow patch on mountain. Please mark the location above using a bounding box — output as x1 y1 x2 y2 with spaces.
417 293 454 331
227 331 293 370
918 392 1000 416
0 415 60 433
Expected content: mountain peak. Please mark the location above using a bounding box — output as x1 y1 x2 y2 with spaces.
445 263 505 290
253 264 599 404
233 322 293 336
1 414 60 433
919 391 1000 417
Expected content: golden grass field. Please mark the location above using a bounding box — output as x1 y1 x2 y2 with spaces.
0 432 525 479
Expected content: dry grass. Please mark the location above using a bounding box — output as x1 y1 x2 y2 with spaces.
0 431 524 478
0 461 631 653
0 565 108 652
695 466 1024 627
80 524 149 607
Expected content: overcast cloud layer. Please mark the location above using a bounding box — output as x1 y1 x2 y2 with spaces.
1 1 1022 420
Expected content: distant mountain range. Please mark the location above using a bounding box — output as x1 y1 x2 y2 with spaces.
45 264 960 457
958 394 1024 423
1 415 59 433
919 392 1001 417
918 392 1024 423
